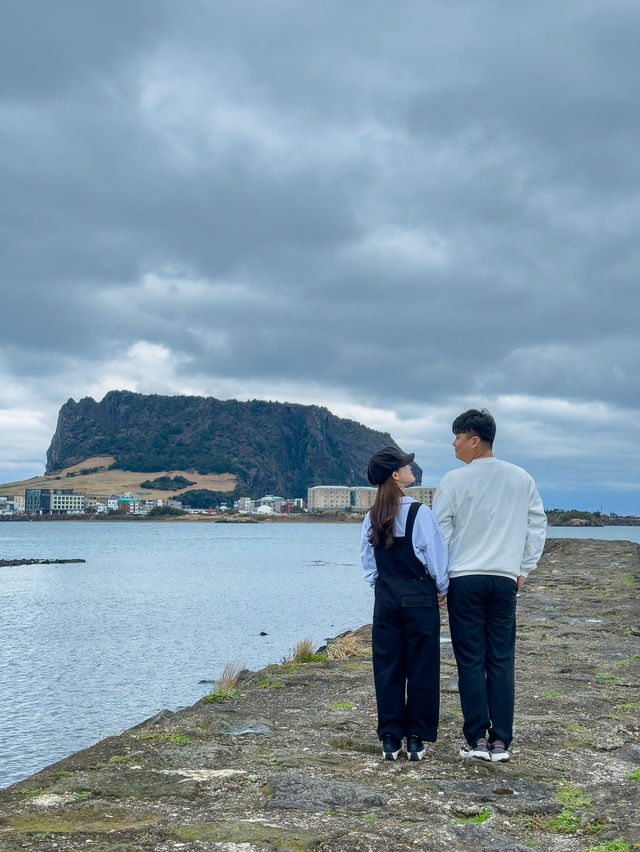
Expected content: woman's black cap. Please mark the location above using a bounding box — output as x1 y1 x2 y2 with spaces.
367 446 415 486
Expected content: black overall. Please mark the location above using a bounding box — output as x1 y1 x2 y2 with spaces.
372 501 440 742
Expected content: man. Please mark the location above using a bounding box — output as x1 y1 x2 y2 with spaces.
433 409 546 762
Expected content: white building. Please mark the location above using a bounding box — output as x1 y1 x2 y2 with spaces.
50 492 85 515
236 497 256 512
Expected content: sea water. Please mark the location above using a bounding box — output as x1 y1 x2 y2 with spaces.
0 521 368 788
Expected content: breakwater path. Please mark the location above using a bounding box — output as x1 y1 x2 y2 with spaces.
1 539 639 851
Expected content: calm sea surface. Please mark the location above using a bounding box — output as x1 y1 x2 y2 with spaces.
0 521 369 789
1 521 639 789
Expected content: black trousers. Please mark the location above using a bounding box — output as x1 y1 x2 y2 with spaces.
372 576 440 741
447 574 517 748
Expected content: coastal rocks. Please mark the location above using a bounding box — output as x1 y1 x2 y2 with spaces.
266 771 388 811
131 709 176 729
0 558 85 566
218 722 274 737
0 538 639 851
451 824 538 852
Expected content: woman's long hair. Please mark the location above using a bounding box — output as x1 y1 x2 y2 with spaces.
368 475 403 549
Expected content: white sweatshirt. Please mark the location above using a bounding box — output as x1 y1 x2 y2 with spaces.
433 457 546 582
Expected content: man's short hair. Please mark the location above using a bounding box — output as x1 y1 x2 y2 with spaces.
452 409 496 446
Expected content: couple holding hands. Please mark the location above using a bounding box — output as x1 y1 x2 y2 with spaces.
360 408 546 763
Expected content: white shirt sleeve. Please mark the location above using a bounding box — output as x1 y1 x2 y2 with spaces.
360 512 377 587
433 481 454 548
520 480 547 576
412 504 449 595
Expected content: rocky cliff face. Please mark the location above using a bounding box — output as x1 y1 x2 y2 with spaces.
45 391 421 496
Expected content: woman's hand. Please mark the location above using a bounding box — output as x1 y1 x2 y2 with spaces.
437 593 447 608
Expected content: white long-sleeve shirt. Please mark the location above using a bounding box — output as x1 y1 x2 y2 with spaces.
360 496 449 594
433 457 546 582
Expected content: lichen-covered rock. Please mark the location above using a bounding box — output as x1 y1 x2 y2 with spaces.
0 539 638 851
266 771 388 811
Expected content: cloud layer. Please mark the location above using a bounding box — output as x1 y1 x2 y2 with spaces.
1 2 639 511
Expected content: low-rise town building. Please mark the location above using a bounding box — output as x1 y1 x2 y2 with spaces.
307 486 351 512
307 483 438 513
350 487 377 511
236 497 255 513
234 495 306 514
405 486 436 508
117 492 141 514
1 482 419 517
0 495 24 514
49 491 85 514
14 489 169 516
24 488 85 515
25 488 43 514
259 495 285 513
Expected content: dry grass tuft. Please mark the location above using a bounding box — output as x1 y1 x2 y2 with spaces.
326 633 371 660
217 661 244 691
203 661 244 703
289 637 325 664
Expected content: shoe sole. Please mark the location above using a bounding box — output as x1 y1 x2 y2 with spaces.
490 752 510 762
408 748 426 761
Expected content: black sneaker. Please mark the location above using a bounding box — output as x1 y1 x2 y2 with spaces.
407 735 426 761
459 737 491 761
382 733 402 761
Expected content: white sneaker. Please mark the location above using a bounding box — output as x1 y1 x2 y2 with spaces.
459 738 491 760
490 740 511 762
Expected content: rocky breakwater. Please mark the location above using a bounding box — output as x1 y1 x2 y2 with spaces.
1 538 639 852
0 559 85 566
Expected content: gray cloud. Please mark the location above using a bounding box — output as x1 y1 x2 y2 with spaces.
1 1 639 510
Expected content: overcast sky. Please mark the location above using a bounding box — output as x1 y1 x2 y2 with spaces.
1 1 639 513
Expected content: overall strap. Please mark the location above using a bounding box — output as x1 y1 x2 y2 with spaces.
403 500 421 540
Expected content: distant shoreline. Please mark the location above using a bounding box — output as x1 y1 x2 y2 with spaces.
1 512 639 526
0 513 363 524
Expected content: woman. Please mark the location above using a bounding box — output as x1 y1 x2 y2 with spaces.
360 446 448 761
